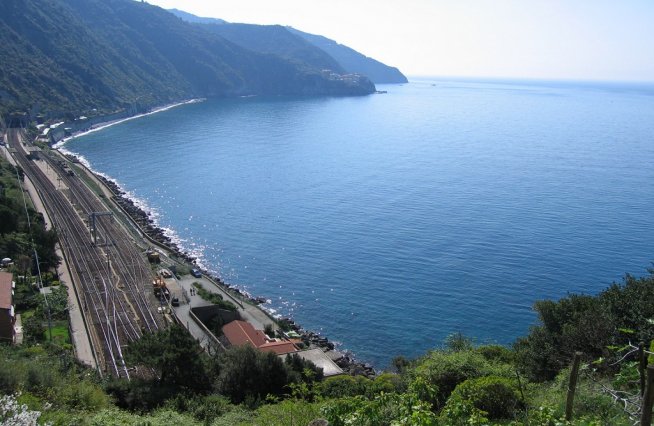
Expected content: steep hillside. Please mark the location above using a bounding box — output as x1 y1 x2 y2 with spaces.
288 28 408 84
168 9 407 85
0 0 374 120
200 23 346 74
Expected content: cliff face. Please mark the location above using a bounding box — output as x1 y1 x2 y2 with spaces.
0 0 375 119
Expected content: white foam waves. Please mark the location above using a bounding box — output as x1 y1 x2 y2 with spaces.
54 99 203 149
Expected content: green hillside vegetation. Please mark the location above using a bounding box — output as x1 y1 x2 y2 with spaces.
3 264 653 423
0 157 58 272
0 0 375 121
168 9 408 85
199 23 347 74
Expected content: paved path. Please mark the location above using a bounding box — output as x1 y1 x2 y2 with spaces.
56 244 97 368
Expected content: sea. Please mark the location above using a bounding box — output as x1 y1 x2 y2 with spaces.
62 77 654 368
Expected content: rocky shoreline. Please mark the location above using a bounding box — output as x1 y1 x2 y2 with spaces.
94 172 377 378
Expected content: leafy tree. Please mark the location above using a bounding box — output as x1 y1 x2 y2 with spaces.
213 345 291 404
367 373 406 396
0 205 18 234
284 353 324 383
23 315 46 343
391 355 412 373
600 273 654 342
516 272 654 381
444 332 474 352
45 285 69 320
124 325 210 393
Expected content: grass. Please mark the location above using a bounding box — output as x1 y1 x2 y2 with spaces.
45 321 70 344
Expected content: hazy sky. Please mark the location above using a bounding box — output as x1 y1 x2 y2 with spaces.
146 0 654 82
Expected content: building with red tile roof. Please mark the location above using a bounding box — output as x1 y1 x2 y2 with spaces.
259 340 299 355
222 320 297 355
0 272 16 343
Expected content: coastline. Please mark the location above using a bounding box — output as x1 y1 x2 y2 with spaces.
89 167 375 376
53 99 204 148
54 102 377 376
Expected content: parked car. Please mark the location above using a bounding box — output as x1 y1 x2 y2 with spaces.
191 268 202 278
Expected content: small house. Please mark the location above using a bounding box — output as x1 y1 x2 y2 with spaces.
0 272 16 343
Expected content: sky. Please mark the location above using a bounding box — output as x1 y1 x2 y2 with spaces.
146 0 654 82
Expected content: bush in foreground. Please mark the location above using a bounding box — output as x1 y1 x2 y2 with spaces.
442 376 521 421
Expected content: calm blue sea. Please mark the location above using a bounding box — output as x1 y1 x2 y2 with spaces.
64 78 654 368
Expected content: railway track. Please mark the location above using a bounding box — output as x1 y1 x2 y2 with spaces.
9 129 163 378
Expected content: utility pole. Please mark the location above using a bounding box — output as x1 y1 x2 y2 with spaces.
33 249 53 341
89 211 113 245
565 352 582 421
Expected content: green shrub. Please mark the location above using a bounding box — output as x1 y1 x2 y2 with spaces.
165 394 234 423
515 273 654 382
89 407 201 426
0 360 25 393
367 373 405 396
322 391 437 426
439 397 489 426
58 380 110 411
25 362 59 392
214 345 291 404
192 282 236 311
284 353 324 384
411 349 511 408
318 375 370 398
444 332 474 352
475 344 514 364
23 315 46 343
210 407 254 426
251 400 323 426
443 376 521 420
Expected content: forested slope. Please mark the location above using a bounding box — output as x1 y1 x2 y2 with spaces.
0 0 375 120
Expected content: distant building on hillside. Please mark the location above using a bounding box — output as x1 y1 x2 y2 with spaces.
0 272 16 343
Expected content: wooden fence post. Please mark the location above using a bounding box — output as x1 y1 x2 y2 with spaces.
641 365 654 426
640 342 647 397
565 352 582 421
